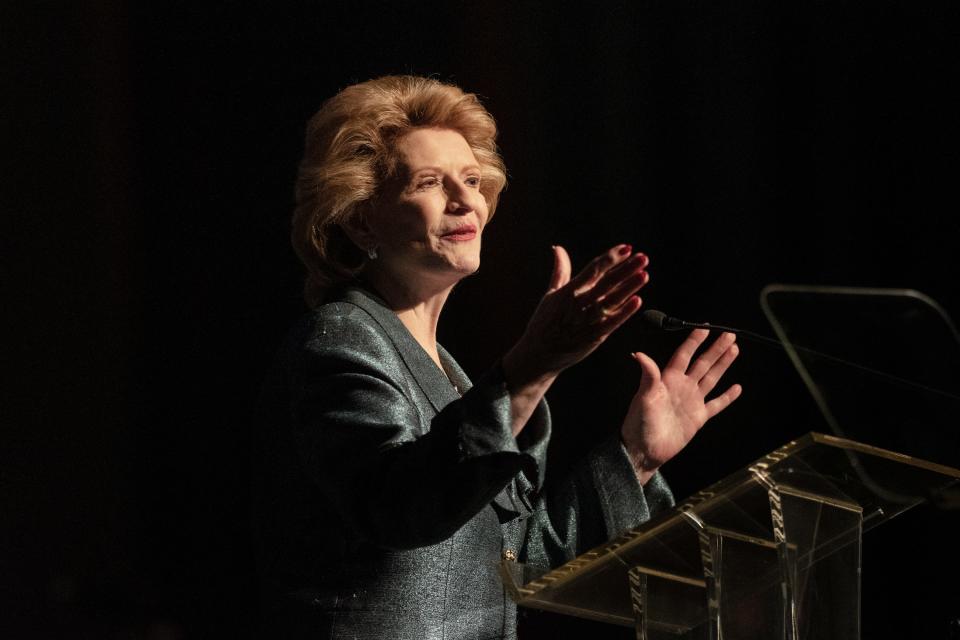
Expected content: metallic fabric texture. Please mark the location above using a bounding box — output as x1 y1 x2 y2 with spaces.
254 285 674 639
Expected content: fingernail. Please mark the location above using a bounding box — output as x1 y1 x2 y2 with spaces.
618 244 632 256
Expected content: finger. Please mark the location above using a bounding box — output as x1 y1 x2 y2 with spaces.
594 265 650 309
631 350 661 394
593 294 643 335
704 384 743 419
664 328 710 373
687 332 737 380
588 250 648 294
577 251 649 304
548 245 572 292
568 244 632 294
698 343 740 396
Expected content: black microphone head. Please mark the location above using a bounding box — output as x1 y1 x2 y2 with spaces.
642 309 669 329
643 309 688 331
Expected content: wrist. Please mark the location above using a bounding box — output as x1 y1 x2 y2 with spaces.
620 434 659 486
502 344 558 393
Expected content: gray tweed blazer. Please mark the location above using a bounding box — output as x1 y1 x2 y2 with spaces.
254 285 674 639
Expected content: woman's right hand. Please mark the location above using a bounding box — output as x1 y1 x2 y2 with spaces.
502 244 649 391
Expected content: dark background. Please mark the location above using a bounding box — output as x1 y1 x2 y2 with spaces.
4 1 959 638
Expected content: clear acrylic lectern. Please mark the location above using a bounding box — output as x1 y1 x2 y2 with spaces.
501 432 960 639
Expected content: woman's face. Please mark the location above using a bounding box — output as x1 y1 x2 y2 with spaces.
367 127 489 288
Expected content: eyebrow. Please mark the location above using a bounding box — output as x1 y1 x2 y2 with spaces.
408 164 482 175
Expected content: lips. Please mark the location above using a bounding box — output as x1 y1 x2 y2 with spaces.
441 225 477 241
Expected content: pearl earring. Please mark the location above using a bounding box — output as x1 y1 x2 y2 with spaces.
367 247 378 260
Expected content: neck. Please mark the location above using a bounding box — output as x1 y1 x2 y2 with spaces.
362 266 456 368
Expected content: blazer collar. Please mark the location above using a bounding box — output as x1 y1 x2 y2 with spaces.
337 285 467 413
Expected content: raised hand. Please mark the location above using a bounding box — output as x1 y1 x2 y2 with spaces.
621 329 743 484
503 244 650 389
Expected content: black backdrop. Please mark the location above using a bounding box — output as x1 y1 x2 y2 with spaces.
5 2 959 638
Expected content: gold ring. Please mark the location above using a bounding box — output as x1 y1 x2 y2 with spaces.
591 304 615 322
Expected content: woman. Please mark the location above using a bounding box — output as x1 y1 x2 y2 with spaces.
255 75 741 639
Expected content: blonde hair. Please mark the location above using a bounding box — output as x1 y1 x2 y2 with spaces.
291 75 507 307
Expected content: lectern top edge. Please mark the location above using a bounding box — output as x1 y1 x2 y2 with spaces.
505 432 960 600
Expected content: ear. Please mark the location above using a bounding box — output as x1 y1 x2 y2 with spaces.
338 209 378 252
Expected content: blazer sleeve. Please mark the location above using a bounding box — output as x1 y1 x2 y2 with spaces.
518 430 676 569
288 309 536 551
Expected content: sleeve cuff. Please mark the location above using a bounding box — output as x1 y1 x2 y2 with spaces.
450 362 521 458
434 362 543 492
587 434 676 537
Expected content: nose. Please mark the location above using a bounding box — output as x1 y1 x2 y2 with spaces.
444 178 478 214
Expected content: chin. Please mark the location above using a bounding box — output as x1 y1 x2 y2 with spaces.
436 250 480 273
455 254 481 275
439 263 478 283
420 250 481 282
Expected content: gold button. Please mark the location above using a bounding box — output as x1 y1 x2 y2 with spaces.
502 549 517 562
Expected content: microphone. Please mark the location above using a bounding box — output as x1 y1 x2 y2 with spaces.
641 308 960 400
642 309 784 348
641 310 685 331
642 309 960 510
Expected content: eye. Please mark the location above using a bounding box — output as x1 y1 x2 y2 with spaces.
465 175 482 188
415 176 441 190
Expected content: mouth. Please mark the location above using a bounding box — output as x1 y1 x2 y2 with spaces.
440 224 478 242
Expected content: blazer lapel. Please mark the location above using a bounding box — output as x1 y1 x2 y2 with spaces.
339 286 460 413
438 345 472 393
338 286 531 522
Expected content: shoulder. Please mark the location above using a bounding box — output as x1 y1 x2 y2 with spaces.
289 300 400 369
309 299 385 341
274 300 420 411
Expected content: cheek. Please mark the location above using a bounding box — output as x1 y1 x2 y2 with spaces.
380 202 435 241
472 194 490 225
478 204 491 230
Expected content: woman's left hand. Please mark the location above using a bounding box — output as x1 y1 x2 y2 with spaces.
621 329 743 484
